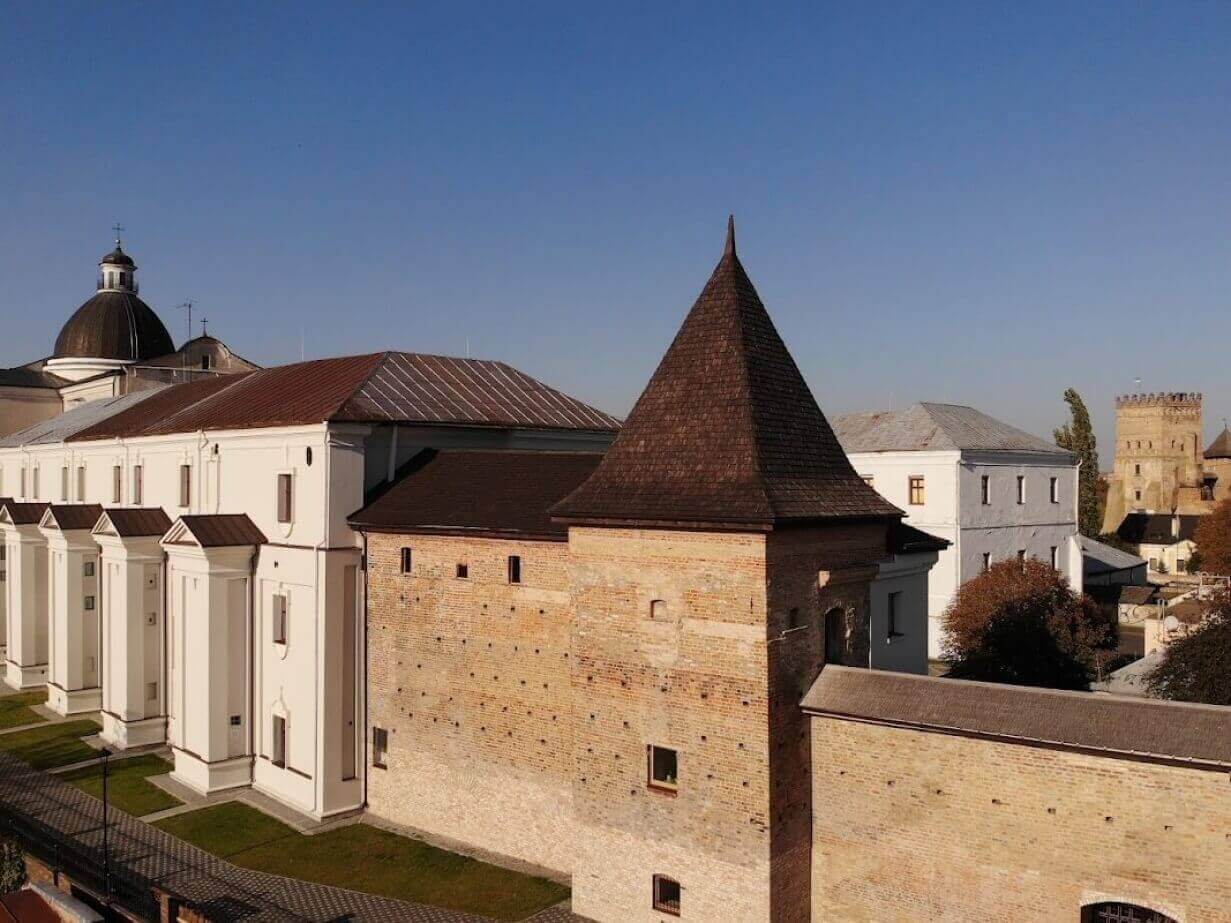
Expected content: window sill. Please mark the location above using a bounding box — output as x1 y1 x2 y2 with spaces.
647 782 678 797
371 762 387 771
886 632 905 644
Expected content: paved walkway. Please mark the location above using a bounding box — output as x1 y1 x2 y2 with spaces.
0 748 584 922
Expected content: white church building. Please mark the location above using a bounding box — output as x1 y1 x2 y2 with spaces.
832 402 1082 658
0 241 619 820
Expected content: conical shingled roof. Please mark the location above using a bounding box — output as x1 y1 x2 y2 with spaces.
553 219 901 529
1206 427 1231 460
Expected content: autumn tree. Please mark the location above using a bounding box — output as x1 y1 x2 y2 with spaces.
1053 388 1101 536
1147 594 1231 705
1192 498 1231 576
942 559 1117 689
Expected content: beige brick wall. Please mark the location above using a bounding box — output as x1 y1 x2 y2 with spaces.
811 716 1231 922
365 532 578 873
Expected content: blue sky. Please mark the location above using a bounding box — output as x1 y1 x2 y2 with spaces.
2 2 1229 457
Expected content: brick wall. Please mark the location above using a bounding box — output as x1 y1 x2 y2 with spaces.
365 531 578 873
810 717 1231 921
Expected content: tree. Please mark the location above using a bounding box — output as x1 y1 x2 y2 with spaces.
1053 388 1101 537
942 559 1117 689
1192 498 1231 576
0 838 24 892
1147 594 1231 705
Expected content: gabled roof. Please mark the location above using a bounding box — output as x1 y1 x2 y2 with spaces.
1205 427 1231 460
0 387 166 448
350 449 604 541
1116 512 1202 545
0 501 50 526
94 507 172 538
833 403 1073 459
803 666 1231 769
164 514 266 548
40 504 104 532
70 352 618 442
553 219 899 529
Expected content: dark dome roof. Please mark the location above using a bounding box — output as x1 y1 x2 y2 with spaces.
99 247 135 268
54 290 175 361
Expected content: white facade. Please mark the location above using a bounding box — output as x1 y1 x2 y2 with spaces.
847 449 1081 658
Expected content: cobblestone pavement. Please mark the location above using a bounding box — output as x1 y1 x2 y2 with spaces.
0 750 585 922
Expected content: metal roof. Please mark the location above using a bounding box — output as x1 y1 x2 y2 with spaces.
98 507 173 538
0 387 166 448
833 403 1073 458
1077 534 1146 575
172 514 267 548
42 504 104 532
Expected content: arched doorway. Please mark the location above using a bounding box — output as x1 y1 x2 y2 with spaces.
823 607 845 665
1082 903 1177 923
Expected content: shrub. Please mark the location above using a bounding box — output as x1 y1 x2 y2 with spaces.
1146 594 1231 705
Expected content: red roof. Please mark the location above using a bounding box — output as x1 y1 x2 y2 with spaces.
173 514 267 548
42 504 104 531
553 219 900 529
100 507 173 537
69 352 617 441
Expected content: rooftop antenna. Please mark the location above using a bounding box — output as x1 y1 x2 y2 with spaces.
300 327 305 362
177 300 195 346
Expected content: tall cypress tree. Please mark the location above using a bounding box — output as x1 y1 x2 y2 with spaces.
1053 388 1101 537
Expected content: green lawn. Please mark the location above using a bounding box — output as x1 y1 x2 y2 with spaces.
60 754 181 817
0 719 100 769
0 691 48 730
156 802 568 921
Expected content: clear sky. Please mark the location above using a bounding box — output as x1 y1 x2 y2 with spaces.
2 3 1229 459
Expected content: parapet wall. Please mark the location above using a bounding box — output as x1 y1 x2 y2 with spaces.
1115 392 1202 408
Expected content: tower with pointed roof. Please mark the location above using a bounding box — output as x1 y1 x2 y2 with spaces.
555 220 900 922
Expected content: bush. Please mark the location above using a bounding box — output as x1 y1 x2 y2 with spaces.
1146 594 1231 705
0 838 25 891
942 559 1117 689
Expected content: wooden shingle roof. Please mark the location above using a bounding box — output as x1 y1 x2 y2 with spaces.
553 219 900 529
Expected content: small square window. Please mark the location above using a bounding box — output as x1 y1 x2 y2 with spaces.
83 561 95 578
229 714 242 727
400 548 412 574
373 727 389 768
507 555 521 584
456 563 468 579
652 875 681 916
647 744 678 792
84 596 95 611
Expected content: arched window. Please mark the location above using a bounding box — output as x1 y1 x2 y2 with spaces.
1082 903 1177 923
823 607 845 665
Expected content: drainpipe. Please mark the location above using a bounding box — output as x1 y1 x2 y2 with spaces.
361 530 369 810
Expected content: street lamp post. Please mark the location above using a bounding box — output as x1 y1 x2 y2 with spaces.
98 747 111 901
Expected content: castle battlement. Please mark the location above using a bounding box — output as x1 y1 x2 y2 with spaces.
1114 392 1202 408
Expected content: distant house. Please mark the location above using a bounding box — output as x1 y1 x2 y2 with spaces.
833 402 1080 658
1115 512 1201 575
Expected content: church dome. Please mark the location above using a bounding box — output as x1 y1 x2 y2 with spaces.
52 239 174 361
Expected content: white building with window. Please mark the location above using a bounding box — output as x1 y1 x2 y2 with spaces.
832 402 1082 658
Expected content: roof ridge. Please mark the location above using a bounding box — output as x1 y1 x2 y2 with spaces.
327 351 391 420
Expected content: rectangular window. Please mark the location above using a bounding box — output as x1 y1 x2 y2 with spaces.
19 468 26 498
887 591 902 638
982 552 991 572
1050 546 1059 569
77 466 85 500
980 475 990 505
372 727 388 768
1049 477 1059 504
60 466 69 501
83 561 94 578
179 464 191 507
1135 490 1142 502
1135 463 1141 475
507 555 521 584
908 476 925 506
31 467 38 498
1016 475 1025 505
272 594 288 645
229 714 242 727
133 465 143 505
271 715 287 768
652 876 681 916
112 465 122 503
276 473 293 523
84 595 95 611
400 547 412 574
647 745 678 792
456 563 468 579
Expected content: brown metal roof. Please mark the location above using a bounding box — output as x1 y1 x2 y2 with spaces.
350 449 604 540
43 504 104 532
101 507 173 537
175 514 267 547
69 352 617 441
0 501 50 525
802 665 1231 769
1205 426 1231 460
0 366 68 389
887 522 949 555
0 888 61 923
553 219 901 529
